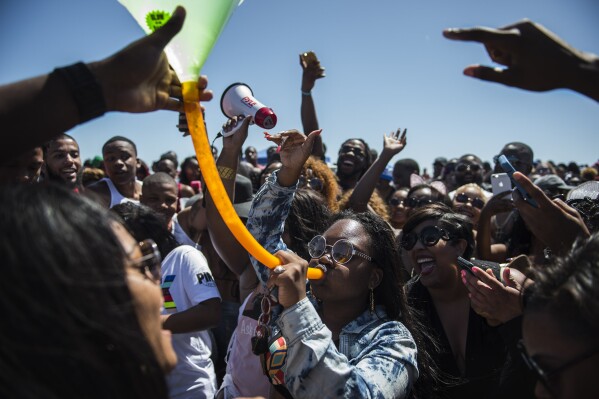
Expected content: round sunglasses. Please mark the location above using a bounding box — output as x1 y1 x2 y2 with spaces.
308 235 373 264
401 226 452 251
130 239 162 281
455 193 485 209
406 197 434 208
389 197 406 207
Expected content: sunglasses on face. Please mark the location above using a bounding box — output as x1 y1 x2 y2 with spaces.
389 197 406 207
493 154 524 167
308 235 373 264
455 163 481 173
298 176 323 191
517 340 599 395
339 145 365 158
401 225 451 251
455 193 485 209
406 197 434 208
131 239 162 281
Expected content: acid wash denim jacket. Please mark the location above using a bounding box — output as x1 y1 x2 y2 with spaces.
247 172 419 398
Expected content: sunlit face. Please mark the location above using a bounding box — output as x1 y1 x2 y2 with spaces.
183 158 200 182
337 140 367 179
453 186 485 226
245 146 257 163
406 220 461 289
389 189 409 228
103 141 138 186
309 219 380 305
44 138 82 185
112 222 177 372
141 182 178 225
0 147 43 184
523 310 599 399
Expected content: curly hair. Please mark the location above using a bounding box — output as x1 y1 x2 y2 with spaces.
302 156 340 212
337 188 390 221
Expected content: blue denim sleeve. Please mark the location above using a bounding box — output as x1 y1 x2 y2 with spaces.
246 171 296 288
277 298 418 399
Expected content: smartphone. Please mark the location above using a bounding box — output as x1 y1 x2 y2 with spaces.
491 173 512 196
457 256 476 276
497 155 538 208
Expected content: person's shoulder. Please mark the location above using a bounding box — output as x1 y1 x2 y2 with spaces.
86 178 109 193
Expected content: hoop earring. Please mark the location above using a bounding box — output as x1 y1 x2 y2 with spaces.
369 288 375 314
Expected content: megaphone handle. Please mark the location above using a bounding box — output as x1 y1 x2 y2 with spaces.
182 82 323 281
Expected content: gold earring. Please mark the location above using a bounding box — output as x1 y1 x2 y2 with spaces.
369 288 375 314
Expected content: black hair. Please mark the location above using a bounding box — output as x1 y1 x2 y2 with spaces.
179 156 199 186
402 203 475 260
285 188 331 259
111 202 179 259
524 233 599 342
102 136 138 155
0 184 167 399
327 210 440 398
340 138 373 177
159 151 178 168
407 183 452 208
143 171 177 189
42 133 78 157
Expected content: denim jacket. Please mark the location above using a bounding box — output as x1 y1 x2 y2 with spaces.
247 172 419 398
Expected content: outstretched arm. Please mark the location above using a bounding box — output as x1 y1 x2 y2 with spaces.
443 19 599 102
0 6 213 159
299 51 326 159
346 128 406 213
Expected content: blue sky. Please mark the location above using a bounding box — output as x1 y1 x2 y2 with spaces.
2 0 598 174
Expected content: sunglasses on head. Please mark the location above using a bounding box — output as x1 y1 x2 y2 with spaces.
406 197 434 208
455 193 485 209
455 163 481 173
308 235 373 264
401 226 452 251
298 176 323 191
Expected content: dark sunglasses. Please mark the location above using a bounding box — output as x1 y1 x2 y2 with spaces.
493 154 522 166
455 193 485 209
339 145 365 158
517 340 599 394
308 235 373 264
298 176 323 191
401 226 451 251
455 163 481 173
131 239 162 281
389 197 406 207
406 197 434 208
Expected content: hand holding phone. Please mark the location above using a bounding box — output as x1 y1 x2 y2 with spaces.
457 256 476 277
498 155 538 208
491 173 511 196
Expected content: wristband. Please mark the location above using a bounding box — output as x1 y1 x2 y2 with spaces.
54 62 107 123
217 166 236 180
301 90 312 96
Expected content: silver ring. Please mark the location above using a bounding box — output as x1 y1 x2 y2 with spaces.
274 266 286 274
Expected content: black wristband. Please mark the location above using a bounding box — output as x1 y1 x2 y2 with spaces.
54 62 107 123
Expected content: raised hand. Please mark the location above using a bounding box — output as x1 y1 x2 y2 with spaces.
381 128 407 157
91 6 213 113
443 19 599 98
512 171 590 257
300 51 326 93
222 115 252 152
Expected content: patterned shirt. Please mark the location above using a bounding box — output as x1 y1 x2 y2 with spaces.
247 172 419 398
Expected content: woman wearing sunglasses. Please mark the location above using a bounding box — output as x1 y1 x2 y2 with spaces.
401 203 533 398
521 233 599 399
452 183 487 229
247 130 436 398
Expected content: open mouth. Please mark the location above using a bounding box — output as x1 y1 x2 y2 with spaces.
60 168 77 179
416 257 436 276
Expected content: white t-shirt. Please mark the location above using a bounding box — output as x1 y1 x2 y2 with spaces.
161 245 221 399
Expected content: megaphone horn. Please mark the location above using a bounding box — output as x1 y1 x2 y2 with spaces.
220 82 277 131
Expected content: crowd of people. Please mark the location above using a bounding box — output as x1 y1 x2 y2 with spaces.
1 6 598 399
